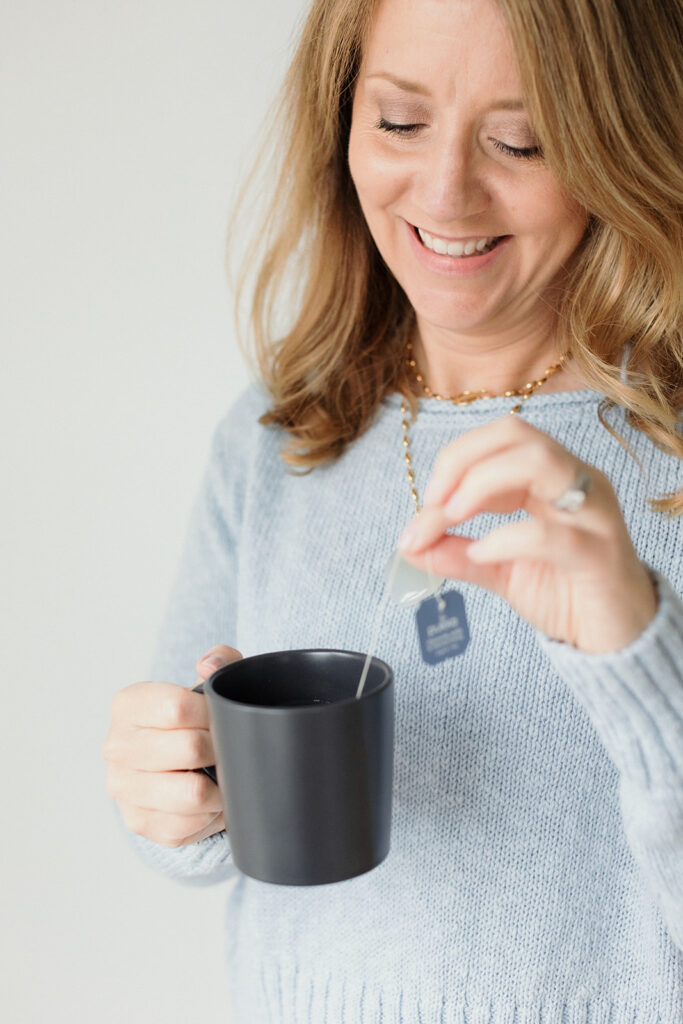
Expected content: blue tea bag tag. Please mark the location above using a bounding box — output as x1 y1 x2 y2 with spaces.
415 589 470 664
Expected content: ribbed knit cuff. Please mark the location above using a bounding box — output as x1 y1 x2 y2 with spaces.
117 807 235 887
537 567 683 790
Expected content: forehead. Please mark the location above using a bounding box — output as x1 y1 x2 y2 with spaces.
360 0 521 100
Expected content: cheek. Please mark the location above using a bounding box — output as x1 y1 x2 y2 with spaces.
562 194 590 247
512 178 587 248
348 129 406 213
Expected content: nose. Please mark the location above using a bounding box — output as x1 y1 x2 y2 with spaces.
414 137 489 225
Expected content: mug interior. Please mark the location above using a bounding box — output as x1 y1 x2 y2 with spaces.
209 649 391 708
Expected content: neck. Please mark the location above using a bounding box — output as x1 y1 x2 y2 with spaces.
410 320 585 397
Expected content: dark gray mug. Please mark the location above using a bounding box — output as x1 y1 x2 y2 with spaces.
193 648 394 886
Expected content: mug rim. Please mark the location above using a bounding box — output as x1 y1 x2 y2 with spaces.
204 647 393 712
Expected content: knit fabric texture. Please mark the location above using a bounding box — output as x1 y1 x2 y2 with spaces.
123 383 683 1023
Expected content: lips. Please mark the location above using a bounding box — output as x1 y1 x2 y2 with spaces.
412 224 508 258
403 218 512 277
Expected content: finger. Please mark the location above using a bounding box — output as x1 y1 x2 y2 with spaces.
195 645 243 679
399 503 445 549
399 503 471 556
442 443 606 526
397 487 526 557
109 765 223 815
466 516 602 569
400 532 508 595
112 681 210 730
422 414 538 507
122 805 225 848
182 811 226 846
103 724 215 772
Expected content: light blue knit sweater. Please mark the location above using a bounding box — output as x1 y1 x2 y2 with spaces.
124 383 683 1023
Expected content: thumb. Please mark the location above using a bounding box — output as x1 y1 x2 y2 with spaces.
195 644 243 680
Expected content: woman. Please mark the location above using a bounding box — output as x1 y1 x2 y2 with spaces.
104 0 683 1019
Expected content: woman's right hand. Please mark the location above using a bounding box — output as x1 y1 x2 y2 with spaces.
102 645 243 848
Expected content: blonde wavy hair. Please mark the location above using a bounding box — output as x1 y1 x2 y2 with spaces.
228 0 683 514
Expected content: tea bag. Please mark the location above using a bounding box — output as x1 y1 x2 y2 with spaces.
385 549 470 665
383 549 444 607
357 547 465 698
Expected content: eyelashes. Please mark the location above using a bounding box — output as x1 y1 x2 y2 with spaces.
491 138 543 160
375 117 421 139
374 117 543 160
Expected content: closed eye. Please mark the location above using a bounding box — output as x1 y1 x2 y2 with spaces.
490 138 543 160
375 117 421 138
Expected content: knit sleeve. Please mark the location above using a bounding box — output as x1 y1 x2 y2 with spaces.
121 384 268 886
536 566 683 950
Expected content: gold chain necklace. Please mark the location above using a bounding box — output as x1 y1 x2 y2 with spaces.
401 345 567 512
406 342 566 412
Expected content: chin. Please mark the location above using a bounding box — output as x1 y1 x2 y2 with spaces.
407 291 498 335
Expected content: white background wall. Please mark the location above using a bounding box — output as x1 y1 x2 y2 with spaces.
2 2 307 1020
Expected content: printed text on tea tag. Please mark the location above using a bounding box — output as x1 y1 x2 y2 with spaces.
415 589 470 665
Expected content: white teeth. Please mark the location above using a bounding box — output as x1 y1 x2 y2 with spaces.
416 227 497 257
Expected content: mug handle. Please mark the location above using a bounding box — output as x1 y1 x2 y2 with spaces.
191 682 217 784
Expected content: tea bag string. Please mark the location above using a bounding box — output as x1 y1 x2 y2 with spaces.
355 552 400 699
427 548 446 613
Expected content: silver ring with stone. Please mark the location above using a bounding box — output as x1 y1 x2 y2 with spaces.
553 468 593 512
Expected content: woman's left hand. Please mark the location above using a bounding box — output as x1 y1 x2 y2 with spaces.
397 415 658 654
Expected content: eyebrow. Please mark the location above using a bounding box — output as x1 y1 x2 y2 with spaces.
365 72 526 111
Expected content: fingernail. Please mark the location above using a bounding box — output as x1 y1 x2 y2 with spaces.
398 525 418 552
201 653 228 670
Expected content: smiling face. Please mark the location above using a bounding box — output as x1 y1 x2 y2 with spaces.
348 0 588 344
